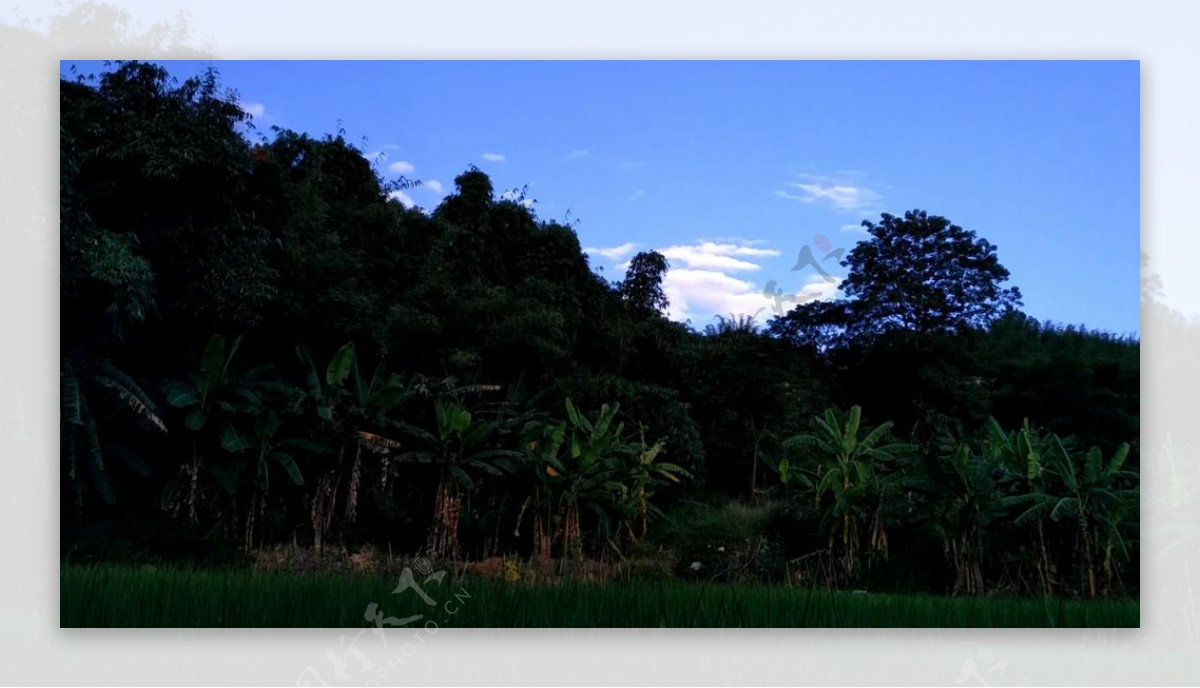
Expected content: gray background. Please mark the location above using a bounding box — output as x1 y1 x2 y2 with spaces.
1 1 1193 684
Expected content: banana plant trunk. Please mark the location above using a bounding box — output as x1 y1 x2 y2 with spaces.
1078 514 1096 598
311 445 344 555
841 467 855 582
426 471 461 560
1037 520 1053 596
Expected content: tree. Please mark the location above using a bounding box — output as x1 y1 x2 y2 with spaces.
61 62 278 342
254 130 406 354
694 318 798 497
766 300 851 352
839 210 1022 338
619 250 670 318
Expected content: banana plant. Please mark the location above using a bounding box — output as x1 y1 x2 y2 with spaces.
216 408 332 550
912 425 1005 596
981 417 1049 483
611 430 692 542
782 405 913 583
521 400 603 558
400 398 519 559
160 334 294 526
61 351 166 509
981 417 1062 594
1078 443 1139 597
295 342 411 552
1003 438 1138 597
163 335 294 432
523 398 677 559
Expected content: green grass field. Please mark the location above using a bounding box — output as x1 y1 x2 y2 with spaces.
60 564 1139 628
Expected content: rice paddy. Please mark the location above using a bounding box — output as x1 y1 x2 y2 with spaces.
61 564 1138 628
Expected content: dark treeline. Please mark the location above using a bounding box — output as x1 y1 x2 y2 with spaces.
61 62 1140 599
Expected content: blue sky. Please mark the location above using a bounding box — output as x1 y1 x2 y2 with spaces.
63 60 1140 336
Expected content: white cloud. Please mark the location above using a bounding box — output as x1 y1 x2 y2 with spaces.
789 273 844 303
589 238 835 323
425 179 445 194
388 160 415 174
239 101 265 118
662 269 769 322
567 149 589 159
662 250 759 272
656 240 841 323
627 189 646 201
705 242 780 258
840 222 869 234
584 242 639 261
658 241 781 272
619 160 645 171
388 190 416 208
482 152 506 162
666 271 843 324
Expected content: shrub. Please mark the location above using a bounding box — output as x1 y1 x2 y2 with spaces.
650 496 788 582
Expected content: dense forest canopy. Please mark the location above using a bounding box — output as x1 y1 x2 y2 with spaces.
61 62 1140 599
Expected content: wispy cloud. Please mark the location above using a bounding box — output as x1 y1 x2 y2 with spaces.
776 173 883 213
425 179 445 194
360 144 400 162
388 160 415 174
627 189 646 201
567 149 589 159
709 236 771 247
584 242 640 261
239 101 265 118
619 160 645 171
482 152 506 162
388 190 416 208
840 222 869 234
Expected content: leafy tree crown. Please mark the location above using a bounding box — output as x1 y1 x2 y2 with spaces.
839 209 1022 335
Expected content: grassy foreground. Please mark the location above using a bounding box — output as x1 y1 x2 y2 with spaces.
61 564 1139 628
